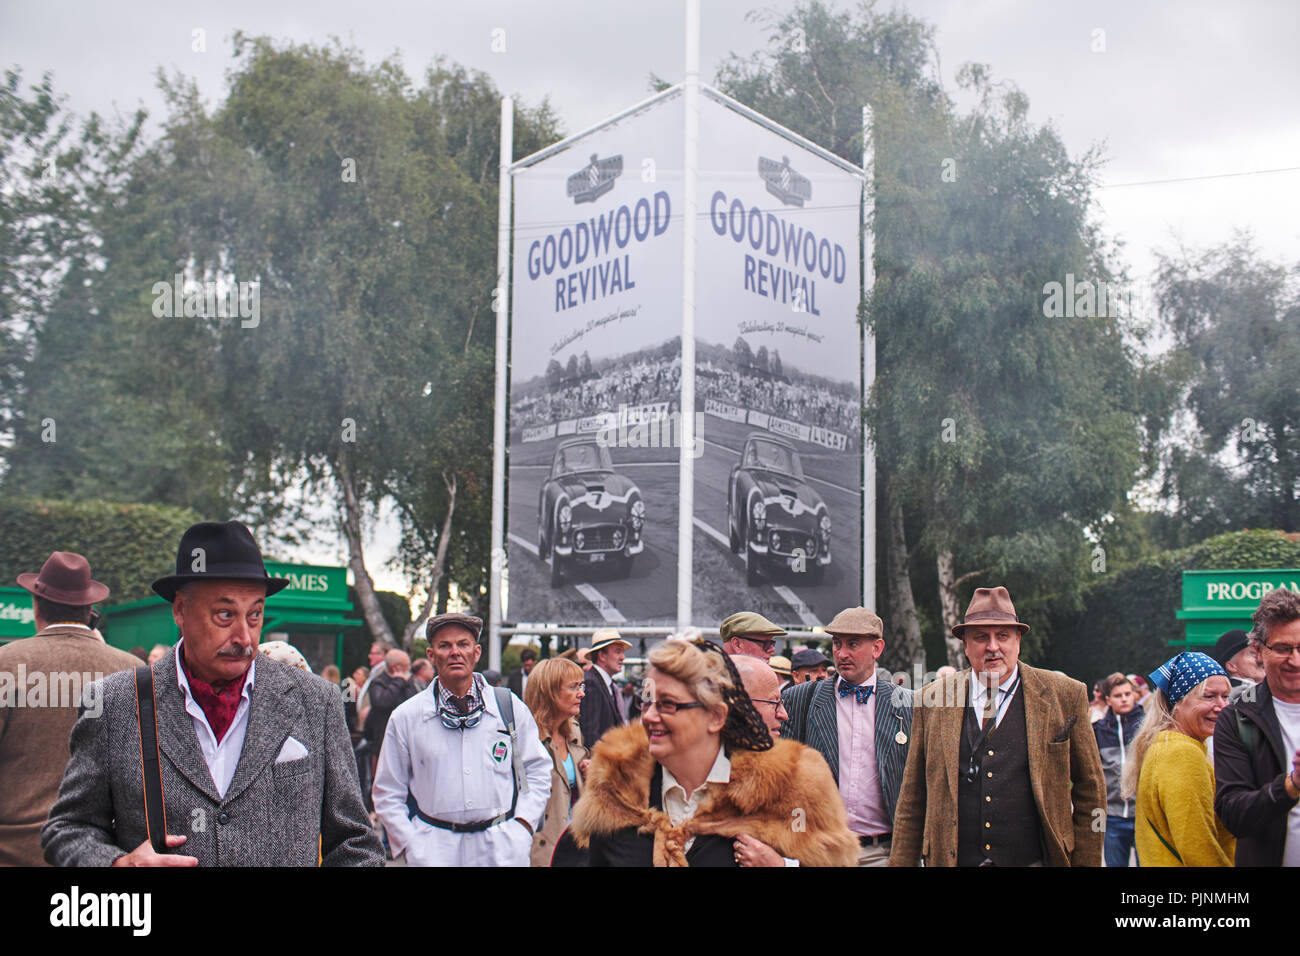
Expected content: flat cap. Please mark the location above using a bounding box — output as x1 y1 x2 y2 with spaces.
720 611 787 644
825 607 884 639
426 612 484 642
1211 629 1251 668
791 648 831 669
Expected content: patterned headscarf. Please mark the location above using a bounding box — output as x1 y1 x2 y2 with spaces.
1148 652 1227 707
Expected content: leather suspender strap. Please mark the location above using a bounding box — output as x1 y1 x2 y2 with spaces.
134 665 168 852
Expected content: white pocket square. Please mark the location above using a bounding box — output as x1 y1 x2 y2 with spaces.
275 736 309 763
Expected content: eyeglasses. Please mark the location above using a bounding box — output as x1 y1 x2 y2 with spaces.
740 637 778 652
750 697 782 708
565 681 585 693
1263 642 1300 659
640 684 705 716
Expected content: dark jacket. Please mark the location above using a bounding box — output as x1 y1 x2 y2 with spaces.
578 667 623 750
1093 706 1145 818
1213 680 1300 867
364 672 418 747
780 671 913 827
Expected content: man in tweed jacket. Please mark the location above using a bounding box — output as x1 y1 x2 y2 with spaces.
780 607 913 866
42 521 382 867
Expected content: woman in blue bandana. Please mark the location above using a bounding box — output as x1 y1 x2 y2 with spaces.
1124 652 1235 866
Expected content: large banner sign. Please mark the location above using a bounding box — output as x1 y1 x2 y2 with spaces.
507 88 863 630
692 94 862 628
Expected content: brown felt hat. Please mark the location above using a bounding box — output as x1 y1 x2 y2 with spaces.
17 551 109 606
951 586 1030 638
825 607 883 638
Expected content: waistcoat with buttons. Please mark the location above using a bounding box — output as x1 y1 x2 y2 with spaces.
957 686 1043 867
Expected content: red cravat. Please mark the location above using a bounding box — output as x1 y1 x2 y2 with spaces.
180 649 248 743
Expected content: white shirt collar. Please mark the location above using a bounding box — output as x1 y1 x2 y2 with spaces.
662 744 732 801
174 638 257 695
594 663 615 689
969 665 1018 705
46 622 91 631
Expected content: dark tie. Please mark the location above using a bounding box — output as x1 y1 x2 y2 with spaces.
838 682 873 705
611 680 624 725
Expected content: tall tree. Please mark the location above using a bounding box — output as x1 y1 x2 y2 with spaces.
1156 236 1300 534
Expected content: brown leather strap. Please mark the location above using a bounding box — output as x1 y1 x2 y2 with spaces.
133 665 168 852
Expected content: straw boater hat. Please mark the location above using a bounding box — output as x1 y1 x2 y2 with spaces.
950 586 1030 638
17 551 110 606
769 655 793 678
589 628 631 655
825 607 884 638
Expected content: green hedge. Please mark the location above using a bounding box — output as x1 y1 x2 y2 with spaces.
0 498 204 605
1042 530 1300 686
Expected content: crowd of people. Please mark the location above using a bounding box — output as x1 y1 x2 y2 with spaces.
2 520 1298 868
695 364 859 437
511 356 681 430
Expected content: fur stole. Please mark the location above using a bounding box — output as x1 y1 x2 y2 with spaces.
570 723 858 867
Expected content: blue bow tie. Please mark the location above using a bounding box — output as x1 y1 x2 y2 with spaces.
838 681 873 704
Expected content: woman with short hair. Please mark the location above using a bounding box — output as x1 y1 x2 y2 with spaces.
523 657 590 866
558 637 858 866
1126 652 1235 867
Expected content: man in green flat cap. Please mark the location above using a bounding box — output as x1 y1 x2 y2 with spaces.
720 611 786 663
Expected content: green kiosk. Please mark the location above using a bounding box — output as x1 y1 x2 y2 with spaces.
1174 569 1300 649
0 562 362 673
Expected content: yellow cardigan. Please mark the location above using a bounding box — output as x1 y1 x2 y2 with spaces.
1135 731 1235 867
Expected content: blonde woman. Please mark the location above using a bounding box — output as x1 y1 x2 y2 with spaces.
1125 652 1235 867
523 657 590 866
558 637 858 866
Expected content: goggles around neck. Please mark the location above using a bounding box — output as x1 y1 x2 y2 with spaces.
433 679 485 730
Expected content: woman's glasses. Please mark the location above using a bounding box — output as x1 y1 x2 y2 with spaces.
640 683 705 716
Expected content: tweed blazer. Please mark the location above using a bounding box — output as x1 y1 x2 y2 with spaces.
779 671 913 826
0 626 141 866
888 663 1105 867
42 646 383 867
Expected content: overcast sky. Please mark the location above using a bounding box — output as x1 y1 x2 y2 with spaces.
4 0 1297 594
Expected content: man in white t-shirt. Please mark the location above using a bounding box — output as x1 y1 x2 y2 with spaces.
1213 587 1300 866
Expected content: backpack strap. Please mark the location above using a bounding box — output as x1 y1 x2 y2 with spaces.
133 665 168 852
493 686 530 821
1236 709 1260 763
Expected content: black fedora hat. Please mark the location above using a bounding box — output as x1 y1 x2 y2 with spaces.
152 521 289 602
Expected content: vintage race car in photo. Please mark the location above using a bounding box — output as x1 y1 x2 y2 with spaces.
727 433 831 586
537 438 646 587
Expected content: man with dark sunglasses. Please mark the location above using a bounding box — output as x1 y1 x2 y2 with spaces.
720 611 785 662
371 613 551 866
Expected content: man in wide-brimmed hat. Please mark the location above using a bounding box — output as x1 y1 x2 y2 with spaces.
0 552 140 865
43 521 383 867
780 607 913 866
889 586 1104 867
579 628 633 749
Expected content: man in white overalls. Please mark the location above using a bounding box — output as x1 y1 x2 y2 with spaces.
373 613 551 866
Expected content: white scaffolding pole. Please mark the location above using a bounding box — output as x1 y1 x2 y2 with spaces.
489 97 514 670
861 105 877 610
676 0 700 632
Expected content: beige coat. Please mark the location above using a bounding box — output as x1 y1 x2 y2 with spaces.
889 663 1106 867
0 626 140 865
531 722 588 866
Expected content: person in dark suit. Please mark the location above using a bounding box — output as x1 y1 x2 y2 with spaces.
507 648 537 698
41 521 383 867
578 630 632 749
781 607 913 866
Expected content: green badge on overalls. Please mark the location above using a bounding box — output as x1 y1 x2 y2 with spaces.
492 741 508 763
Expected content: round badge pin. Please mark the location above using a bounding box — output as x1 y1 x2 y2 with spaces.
895 730 908 745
